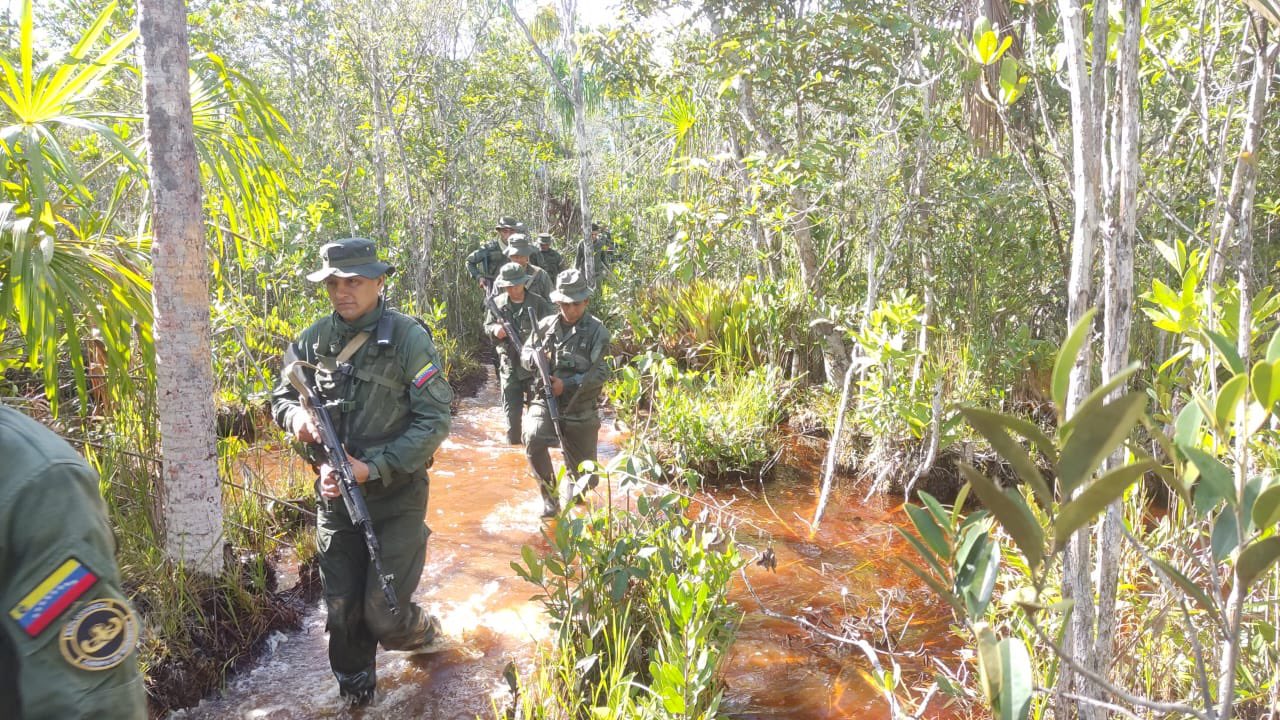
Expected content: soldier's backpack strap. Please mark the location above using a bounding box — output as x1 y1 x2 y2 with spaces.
336 331 371 364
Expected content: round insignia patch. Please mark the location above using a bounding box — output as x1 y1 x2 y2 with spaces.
58 598 138 671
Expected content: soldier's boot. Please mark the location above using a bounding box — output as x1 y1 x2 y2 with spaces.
539 481 560 519
336 665 377 707
401 614 447 655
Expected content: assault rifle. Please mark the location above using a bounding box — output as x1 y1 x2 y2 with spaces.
526 308 571 471
284 347 399 615
482 290 524 355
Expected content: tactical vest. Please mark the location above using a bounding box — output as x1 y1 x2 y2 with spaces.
311 310 415 452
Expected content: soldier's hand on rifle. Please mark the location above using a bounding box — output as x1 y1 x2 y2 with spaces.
319 452 370 498
493 324 507 340
550 376 565 397
289 411 322 444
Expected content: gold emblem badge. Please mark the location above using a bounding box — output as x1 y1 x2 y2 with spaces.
58 598 137 671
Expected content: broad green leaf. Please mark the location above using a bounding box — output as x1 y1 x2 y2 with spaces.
1252 360 1280 410
918 491 953 534
1211 511 1239 561
1057 392 1147 496
894 526 948 580
956 530 999 618
902 558 966 616
1060 362 1142 439
1206 329 1245 374
960 464 1044 571
905 504 950 559
1253 485 1280 529
998 638 1033 720
975 30 998 64
1174 401 1204 448
1267 325 1280 363
1182 445 1236 511
1052 308 1097 411
975 623 1001 703
1214 374 1249 429
1053 461 1155 551
1237 536 1280 592
961 407 1052 508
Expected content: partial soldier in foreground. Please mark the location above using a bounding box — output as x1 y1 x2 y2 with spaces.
271 237 452 707
484 262 556 444
465 216 520 290
521 269 611 517
532 232 563 279
503 234 554 301
0 404 146 719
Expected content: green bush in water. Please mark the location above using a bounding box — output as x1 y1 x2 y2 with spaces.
611 353 793 479
509 453 742 719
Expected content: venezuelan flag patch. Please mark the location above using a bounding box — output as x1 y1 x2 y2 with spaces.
10 558 99 637
413 362 441 388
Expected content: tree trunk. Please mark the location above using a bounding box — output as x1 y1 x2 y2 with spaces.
1217 15 1276 720
1055 0 1103 714
1094 0 1141 688
139 0 224 575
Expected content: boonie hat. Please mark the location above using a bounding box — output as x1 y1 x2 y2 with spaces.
495 216 520 230
494 262 531 289
550 268 592 303
306 237 395 282
504 234 536 258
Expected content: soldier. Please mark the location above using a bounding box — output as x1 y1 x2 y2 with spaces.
532 232 563 279
0 404 146 719
521 269 611 517
465 216 520 290
484 262 556 445
503 234 554 301
271 237 452 707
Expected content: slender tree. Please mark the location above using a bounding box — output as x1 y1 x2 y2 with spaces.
139 0 224 574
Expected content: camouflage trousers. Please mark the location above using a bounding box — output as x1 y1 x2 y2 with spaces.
316 475 432 695
522 403 601 508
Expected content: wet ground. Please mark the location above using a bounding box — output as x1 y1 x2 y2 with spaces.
171 376 959 719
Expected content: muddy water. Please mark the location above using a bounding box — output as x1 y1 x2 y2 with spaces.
171 378 955 719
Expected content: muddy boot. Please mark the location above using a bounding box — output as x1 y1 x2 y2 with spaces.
336 665 376 707
402 614 448 655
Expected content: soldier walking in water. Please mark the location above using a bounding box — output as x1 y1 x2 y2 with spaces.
521 269 610 517
485 262 556 445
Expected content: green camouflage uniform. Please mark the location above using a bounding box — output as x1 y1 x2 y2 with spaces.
521 311 610 514
485 289 556 444
465 241 506 287
0 405 146 720
271 301 452 701
525 264 553 301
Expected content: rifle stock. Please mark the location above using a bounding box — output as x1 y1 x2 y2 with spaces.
284 350 399 615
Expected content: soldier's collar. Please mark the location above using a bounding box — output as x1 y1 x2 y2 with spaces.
333 301 386 333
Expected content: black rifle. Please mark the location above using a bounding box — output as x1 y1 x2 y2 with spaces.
284 348 399 615
482 289 524 354
526 308 571 473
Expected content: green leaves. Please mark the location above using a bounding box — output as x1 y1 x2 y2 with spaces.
970 17 1014 65
1057 392 1148 496
1053 461 1154 550
1053 308 1096 411
960 464 1044 572
974 624 1032 720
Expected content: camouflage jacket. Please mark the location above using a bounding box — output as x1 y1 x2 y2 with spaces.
521 313 610 421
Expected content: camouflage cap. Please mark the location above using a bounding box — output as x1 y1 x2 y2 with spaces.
493 261 531 289
515 222 530 235
495 216 520 230
504 234 536 258
305 237 394 282
537 232 553 246
550 268 592 303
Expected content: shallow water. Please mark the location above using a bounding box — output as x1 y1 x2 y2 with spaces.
170 376 957 719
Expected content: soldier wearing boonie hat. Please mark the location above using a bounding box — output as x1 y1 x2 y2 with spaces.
520 269 611 517
531 231 563 279
485 263 556 444
272 236 452 706
504 234 554 301
466 217 519 290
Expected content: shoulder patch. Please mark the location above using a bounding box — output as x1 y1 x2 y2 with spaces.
10 558 99 637
59 598 138 671
413 362 441 387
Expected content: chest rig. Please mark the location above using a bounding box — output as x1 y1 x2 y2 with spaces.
313 312 408 446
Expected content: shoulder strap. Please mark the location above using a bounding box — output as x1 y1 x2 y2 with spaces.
337 332 371 364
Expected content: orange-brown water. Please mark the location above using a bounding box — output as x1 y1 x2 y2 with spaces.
171 378 958 719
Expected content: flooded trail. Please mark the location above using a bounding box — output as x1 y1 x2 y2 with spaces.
172 377 956 719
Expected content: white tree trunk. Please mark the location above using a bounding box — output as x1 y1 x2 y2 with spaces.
1095 0 1141 686
139 0 224 575
1056 0 1103 714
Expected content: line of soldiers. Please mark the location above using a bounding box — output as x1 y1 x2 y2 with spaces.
469 217 610 519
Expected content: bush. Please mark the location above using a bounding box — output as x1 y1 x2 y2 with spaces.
509 453 742 719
